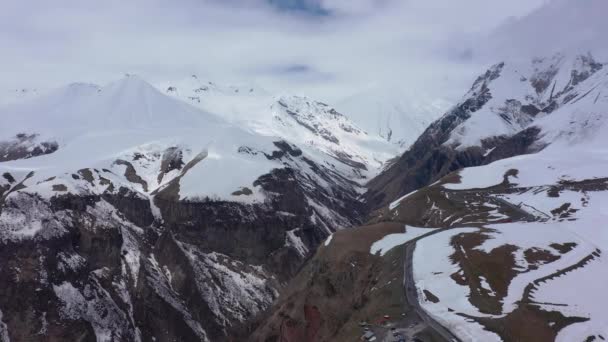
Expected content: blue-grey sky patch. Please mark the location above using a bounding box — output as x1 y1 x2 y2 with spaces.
267 0 330 16
281 64 313 74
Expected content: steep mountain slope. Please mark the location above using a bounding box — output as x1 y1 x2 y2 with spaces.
366 52 605 209
254 52 608 342
0 75 393 341
400 113 608 341
159 75 398 179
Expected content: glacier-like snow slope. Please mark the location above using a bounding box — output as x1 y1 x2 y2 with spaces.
158 75 399 179
0 74 397 207
444 53 606 151
0 74 392 341
0 76 283 203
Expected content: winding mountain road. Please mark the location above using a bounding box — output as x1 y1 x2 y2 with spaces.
403 233 462 342
398 191 540 342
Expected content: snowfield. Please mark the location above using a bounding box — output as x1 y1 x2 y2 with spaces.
159 75 399 178
413 227 503 341
533 254 608 341
407 51 608 341
0 75 396 206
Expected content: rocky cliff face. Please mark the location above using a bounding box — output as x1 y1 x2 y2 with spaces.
0 76 378 342
255 52 608 342
0 143 366 342
366 53 604 210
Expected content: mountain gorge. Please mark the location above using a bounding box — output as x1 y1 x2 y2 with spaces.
253 52 608 342
2 48 607 341
2 0 608 340
1 50 607 341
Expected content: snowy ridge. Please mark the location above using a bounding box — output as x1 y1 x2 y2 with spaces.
444 53 605 150
0 74 392 341
404 53 608 342
159 77 399 181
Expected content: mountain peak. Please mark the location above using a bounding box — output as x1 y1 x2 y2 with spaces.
104 74 160 96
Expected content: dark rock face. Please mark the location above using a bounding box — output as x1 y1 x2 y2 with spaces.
366 54 604 210
484 127 543 163
251 222 412 342
365 62 504 209
158 147 184 183
0 137 366 341
114 160 149 192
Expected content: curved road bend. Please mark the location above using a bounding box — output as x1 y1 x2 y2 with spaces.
399 189 553 342
403 231 462 342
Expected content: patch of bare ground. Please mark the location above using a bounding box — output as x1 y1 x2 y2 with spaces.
547 177 608 198
449 230 519 315
51 184 67 192
524 248 560 271
551 202 578 219
77 168 95 184
470 250 601 342
99 176 114 192
448 227 580 318
232 187 253 196
423 290 440 304
371 180 531 231
550 242 577 254
114 159 148 191
152 151 208 202
471 304 587 342
250 222 437 342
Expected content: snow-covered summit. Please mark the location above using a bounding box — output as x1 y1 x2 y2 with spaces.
444 52 605 150
161 74 268 101
0 74 388 341
157 77 398 179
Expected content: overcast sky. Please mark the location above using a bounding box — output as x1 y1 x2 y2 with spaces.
1 0 548 102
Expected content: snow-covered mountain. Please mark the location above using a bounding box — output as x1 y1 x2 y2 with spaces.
255 52 608 342
397 53 608 341
366 52 606 208
0 75 397 341
159 75 399 176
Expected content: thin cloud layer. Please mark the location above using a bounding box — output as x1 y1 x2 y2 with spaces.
1 0 546 102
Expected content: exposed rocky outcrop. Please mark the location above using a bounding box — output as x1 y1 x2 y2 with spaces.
0 133 58 162
366 54 604 210
365 62 503 209
0 136 368 341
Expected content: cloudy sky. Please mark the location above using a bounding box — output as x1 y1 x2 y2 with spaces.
2 0 548 102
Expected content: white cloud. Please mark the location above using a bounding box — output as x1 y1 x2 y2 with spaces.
0 0 547 102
